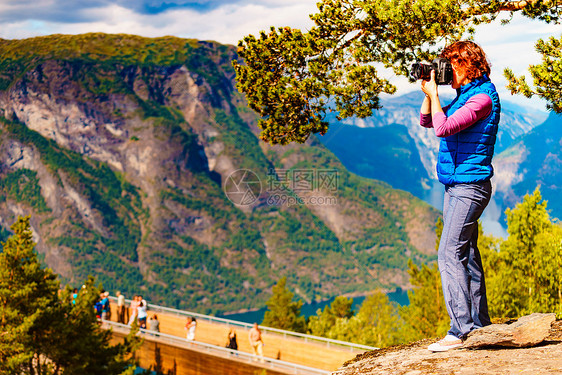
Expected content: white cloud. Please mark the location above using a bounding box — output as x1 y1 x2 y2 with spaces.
472 14 560 110
0 1 557 111
0 1 318 43
384 14 558 111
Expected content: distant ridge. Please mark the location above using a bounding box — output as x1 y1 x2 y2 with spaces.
318 90 553 234
0 33 439 314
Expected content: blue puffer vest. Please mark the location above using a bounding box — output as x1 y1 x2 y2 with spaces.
437 75 501 186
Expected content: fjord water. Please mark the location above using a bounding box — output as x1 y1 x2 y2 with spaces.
219 289 409 324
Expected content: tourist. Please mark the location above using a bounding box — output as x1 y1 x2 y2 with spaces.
128 295 140 325
419 40 498 352
226 328 238 351
148 314 160 335
185 316 197 341
100 291 110 321
72 288 78 305
249 323 264 362
137 300 148 329
94 297 103 320
139 295 148 310
115 291 125 323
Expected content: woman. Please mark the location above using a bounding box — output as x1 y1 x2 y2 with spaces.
116 291 126 324
226 328 238 350
128 295 139 326
137 300 147 329
148 314 160 335
185 316 197 341
420 41 500 352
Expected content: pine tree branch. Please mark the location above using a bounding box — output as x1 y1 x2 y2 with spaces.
498 0 551 11
234 0 562 144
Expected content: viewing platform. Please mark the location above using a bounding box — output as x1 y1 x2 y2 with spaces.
106 297 377 375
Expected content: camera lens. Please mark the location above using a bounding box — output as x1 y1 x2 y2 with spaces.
410 62 433 81
410 63 423 80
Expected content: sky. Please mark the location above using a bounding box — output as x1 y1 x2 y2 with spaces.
0 0 559 111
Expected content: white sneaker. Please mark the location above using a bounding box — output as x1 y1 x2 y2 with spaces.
428 335 463 352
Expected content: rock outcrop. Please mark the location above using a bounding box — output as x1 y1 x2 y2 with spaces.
333 317 562 375
464 313 556 349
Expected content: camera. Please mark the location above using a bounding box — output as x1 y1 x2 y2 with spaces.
410 58 453 85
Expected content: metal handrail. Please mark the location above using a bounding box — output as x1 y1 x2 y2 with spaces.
102 320 330 375
109 296 378 352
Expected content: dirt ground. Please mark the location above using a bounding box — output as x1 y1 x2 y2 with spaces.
332 320 562 375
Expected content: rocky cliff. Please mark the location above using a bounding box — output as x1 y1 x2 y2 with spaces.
334 318 562 375
0 33 440 313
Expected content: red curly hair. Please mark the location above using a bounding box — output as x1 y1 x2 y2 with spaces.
441 41 491 80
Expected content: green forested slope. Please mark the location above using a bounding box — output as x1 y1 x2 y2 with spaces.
0 33 439 314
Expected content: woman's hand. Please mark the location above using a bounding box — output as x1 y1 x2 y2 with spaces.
420 69 444 118
421 70 438 100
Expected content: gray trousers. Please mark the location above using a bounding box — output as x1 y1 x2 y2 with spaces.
439 180 492 339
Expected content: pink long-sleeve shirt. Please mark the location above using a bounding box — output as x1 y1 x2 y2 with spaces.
420 93 492 137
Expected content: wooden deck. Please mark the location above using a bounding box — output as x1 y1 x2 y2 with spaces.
110 329 290 375
109 302 367 372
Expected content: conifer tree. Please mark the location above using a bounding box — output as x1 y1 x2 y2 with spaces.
307 296 354 338
0 216 140 375
399 218 448 341
262 277 307 333
0 216 59 373
233 0 561 145
489 188 559 318
344 292 401 347
532 223 562 317
329 295 355 319
309 293 400 347
45 276 142 375
307 293 401 347
399 259 449 342
505 34 562 112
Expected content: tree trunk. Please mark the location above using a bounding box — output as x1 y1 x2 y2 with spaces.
36 352 41 375
499 0 543 12
29 356 35 375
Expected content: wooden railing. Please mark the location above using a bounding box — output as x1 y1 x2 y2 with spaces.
109 296 377 352
103 320 331 375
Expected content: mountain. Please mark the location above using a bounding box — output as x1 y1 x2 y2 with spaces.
0 33 439 314
318 122 431 199
494 111 562 222
318 91 550 232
